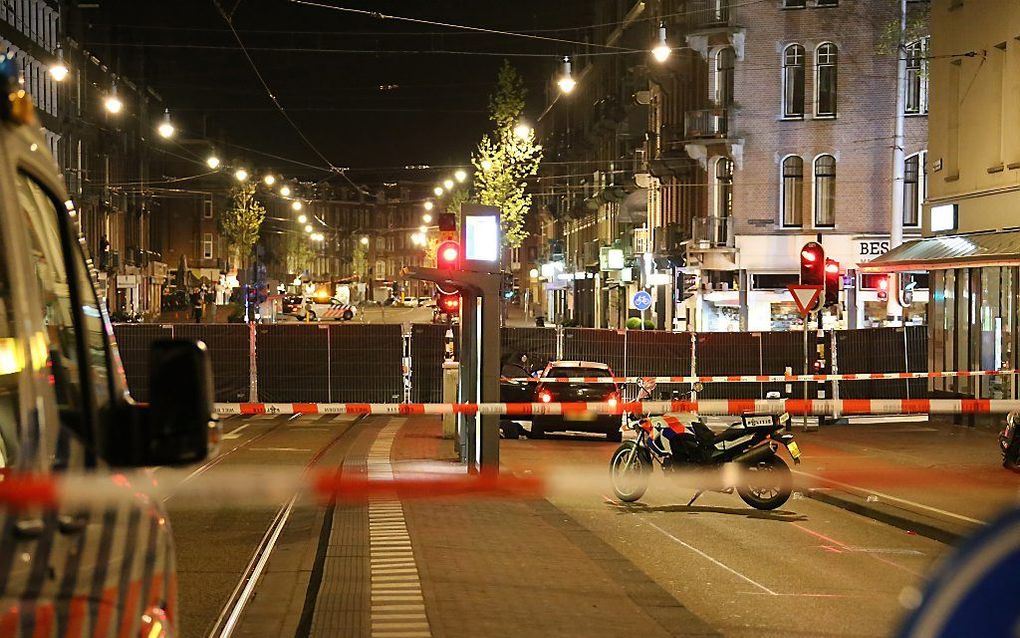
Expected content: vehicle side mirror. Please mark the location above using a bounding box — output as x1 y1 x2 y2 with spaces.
105 339 217 467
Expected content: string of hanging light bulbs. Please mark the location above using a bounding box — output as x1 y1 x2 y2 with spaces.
554 22 672 95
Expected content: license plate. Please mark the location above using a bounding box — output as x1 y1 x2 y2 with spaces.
786 441 802 459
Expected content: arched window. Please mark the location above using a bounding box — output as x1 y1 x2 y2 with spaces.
781 156 804 227
716 46 735 107
814 155 836 227
905 38 929 114
782 45 805 118
815 43 838 117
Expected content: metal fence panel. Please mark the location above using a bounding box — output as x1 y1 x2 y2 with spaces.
173 324 251 402
562 328 626 374
329 324 404 402
501 327 557 370
696 332 762 399
256 324 330 402
835 327 911 399
111 324 173 402
626 331 691 377
410 324 456 403
760 330 816 399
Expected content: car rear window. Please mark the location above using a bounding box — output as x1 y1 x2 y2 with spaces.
546 367 612 378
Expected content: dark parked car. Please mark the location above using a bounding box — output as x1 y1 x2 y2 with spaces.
531 361 622 441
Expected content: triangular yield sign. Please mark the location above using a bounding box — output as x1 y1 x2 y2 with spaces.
787 284 822 316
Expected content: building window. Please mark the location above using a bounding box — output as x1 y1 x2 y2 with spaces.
782 0 806 8
813 154 836 227
905 38 929 114
782 44 805 118
816 0 838 6
203 199 213 219
781 156 804 227
715 46 735 107
903 151 926 227
815 43 838 117
202 233 213 259
715 157 733 219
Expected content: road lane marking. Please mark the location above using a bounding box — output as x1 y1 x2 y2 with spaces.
222 423 252 440
790 522 924 577
644 520 778 596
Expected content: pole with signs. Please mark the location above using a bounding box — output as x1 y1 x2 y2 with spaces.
788 284 822 431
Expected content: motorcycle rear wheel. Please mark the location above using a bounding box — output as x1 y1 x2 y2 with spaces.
610 442 651 502
736 455 792 510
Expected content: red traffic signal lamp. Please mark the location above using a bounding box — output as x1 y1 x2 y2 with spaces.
437 291 461 314
437 240 461 269
877 274 889 300
824 258 840 307
800 241 825 288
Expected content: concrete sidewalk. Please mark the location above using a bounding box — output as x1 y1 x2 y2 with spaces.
795 418 1019 543
392 419 718 638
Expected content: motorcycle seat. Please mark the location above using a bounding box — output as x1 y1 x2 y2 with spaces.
712 425 751 445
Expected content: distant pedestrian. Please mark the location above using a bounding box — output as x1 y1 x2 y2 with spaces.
190 288 203 323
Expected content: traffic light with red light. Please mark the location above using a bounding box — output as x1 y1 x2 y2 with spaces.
800 242 825 287
437 240 461 270
437 291 461 314
824 258 840 307
877 275 889 301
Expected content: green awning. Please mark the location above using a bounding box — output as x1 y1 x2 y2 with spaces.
860 231 1020 272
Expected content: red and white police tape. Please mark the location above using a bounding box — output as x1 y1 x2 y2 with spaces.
215 398 1020 417
502 368 1020 385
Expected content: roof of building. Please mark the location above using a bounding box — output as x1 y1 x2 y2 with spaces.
860 230 1020 272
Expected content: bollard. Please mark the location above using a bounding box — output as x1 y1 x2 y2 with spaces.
442 361 459 443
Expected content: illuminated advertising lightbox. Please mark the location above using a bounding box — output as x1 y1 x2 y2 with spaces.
461 203 501 271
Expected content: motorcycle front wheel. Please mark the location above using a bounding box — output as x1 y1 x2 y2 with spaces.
736 455 792 510
610 441 651 503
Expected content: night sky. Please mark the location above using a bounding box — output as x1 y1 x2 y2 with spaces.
81 0 591 185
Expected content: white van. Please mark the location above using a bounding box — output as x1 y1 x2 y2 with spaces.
0 57 216 636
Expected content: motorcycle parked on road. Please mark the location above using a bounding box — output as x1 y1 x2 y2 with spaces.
609 382 802 510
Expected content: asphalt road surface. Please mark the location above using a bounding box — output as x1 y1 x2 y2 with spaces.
162 415 973 637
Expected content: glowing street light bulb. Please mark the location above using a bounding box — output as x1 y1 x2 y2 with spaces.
157 109 175 139
206 155 221 169
652 23 671 63
104 83 123 114
291 201 303 211
419 225 428 234
279 185 291 197
556 57 576 94
304 224 313 233
263 174 276 186
49 47 68 82
360 236 369 245
234 168 249 182
433 186 444 197
423 200 434 211
298 214 307 224
514 122 532 140
443 178 454 190
454 169 467 183
422 213 433 224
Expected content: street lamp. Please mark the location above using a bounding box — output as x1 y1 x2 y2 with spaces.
423 200 434 211
304 224 313 233
279 185 291 197
418 225 428 234
104 82 123 114
291 201 303 211
49 47 68 82
433 186 444 197
651 23 671 63
263 174 276 186
514 122 532 140
297 214 307 224
556 57 576 94
234 168 249 182
157 109 175 139
422 213 433 224
443 178 454 190
454 169 467 183
206 155 221 169
360 236 369 245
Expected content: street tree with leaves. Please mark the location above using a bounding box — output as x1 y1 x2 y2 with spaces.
219 181 266 268
472 61 543 249
280 232 315 276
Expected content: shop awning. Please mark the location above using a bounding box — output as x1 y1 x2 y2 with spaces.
860 231 1020 272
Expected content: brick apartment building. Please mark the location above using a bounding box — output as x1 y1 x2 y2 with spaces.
534 0 929 331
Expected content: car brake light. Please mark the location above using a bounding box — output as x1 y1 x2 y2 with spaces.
539 390 552 403
607 392 619 408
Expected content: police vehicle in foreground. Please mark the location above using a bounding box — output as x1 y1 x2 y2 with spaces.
0 56 217 636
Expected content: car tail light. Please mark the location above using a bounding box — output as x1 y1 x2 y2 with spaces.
539 390 552 403
606 392 620 408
